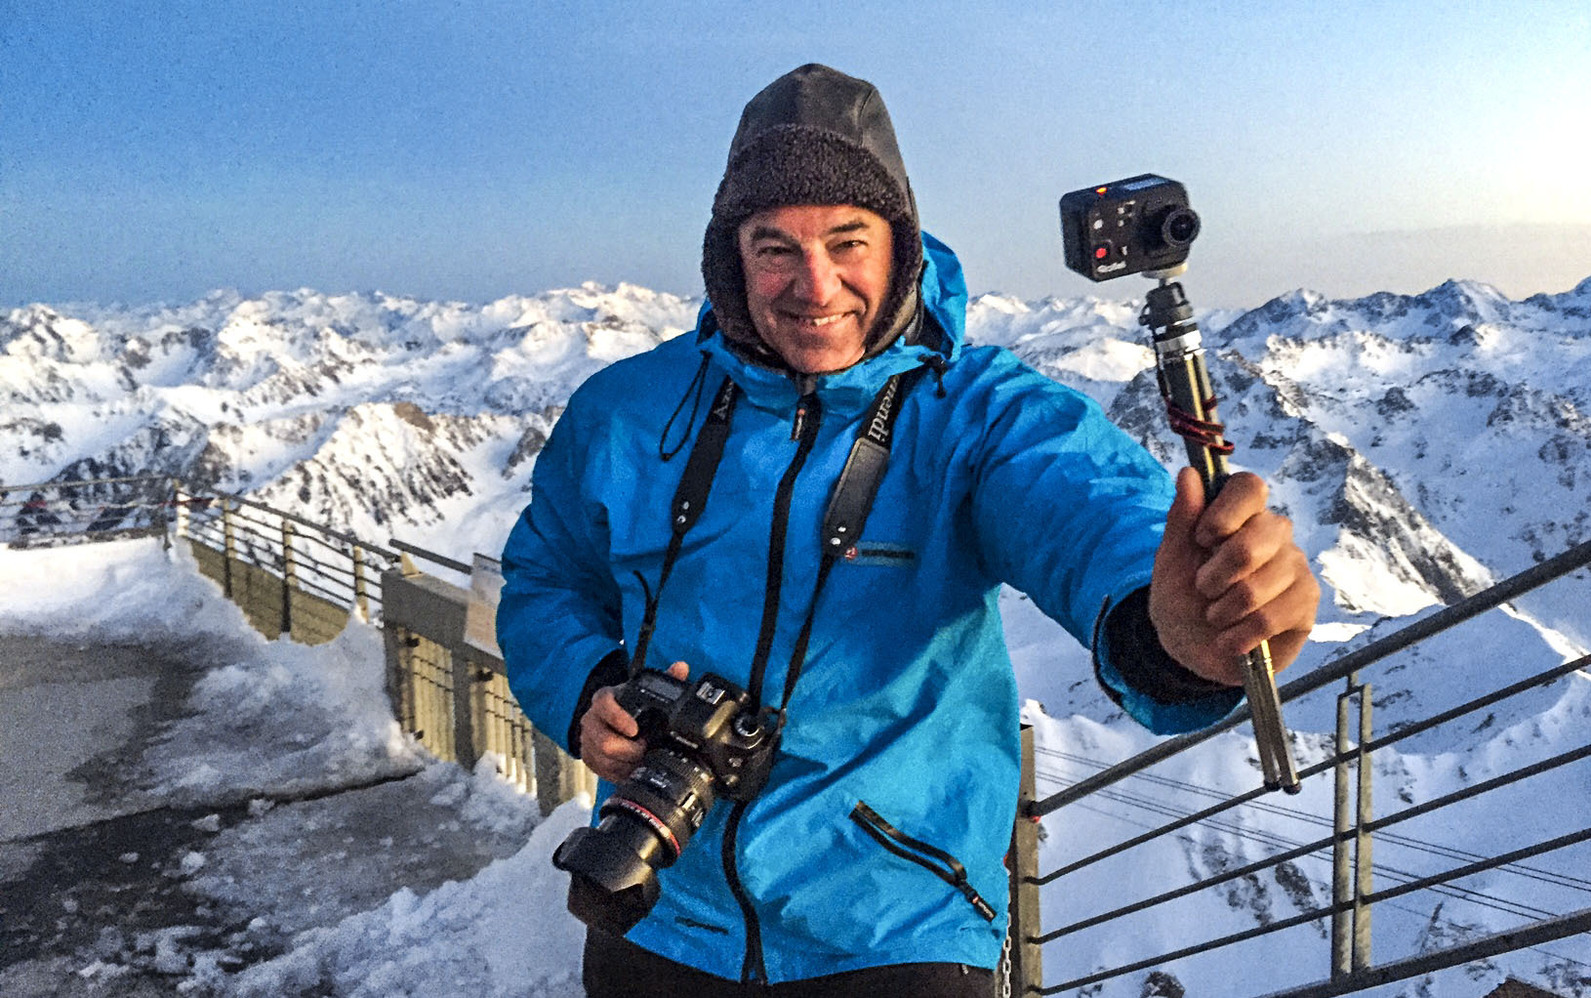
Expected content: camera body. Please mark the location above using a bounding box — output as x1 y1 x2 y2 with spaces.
552 669 782 935
613 668 781 802
1059 174 1200 281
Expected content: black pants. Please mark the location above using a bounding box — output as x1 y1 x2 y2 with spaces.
583 929 996 998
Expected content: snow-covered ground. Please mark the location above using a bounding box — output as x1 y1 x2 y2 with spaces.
0 539 587 997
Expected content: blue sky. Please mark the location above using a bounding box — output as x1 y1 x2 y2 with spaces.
5 1 1589 308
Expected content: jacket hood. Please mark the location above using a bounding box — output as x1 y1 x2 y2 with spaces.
702 64 924 369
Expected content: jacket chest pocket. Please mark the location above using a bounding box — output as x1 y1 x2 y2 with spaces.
849 801 996 923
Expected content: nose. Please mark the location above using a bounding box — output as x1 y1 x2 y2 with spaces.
792 249 842 304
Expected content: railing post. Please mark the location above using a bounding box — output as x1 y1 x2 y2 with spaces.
1331 676 1355 979
450 648 479 769
533 727 595 818
384 622 410 733
1353 683 1374 971
222 499 237 598
352 544 370 622
1007 724 1043 997
158 478 174 549
281 517 296 637
174 483 190 540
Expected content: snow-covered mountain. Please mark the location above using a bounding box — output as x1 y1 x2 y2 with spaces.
5 277 1589 724
4 277 1590 996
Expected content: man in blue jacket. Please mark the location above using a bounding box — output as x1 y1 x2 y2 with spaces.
498 64 1319 997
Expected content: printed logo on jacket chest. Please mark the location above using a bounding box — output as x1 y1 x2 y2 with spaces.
840 542 918 567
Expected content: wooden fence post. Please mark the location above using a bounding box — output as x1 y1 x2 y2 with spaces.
1007 724 1043 997
222 499 237 598
281 517 296 637
352 544 369 622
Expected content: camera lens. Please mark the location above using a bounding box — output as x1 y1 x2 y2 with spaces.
1159 207 1200 248
553 748 716 935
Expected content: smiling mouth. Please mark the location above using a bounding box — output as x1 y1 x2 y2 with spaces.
781 312 854 328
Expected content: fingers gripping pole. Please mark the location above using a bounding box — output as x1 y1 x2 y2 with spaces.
1142 280 1301 795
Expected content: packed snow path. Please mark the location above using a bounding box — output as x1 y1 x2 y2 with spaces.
0 630 544 996
0 540 592 996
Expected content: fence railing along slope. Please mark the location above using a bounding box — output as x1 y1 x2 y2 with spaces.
1013 538 1591 998
0 475 593 816
172 484 598 814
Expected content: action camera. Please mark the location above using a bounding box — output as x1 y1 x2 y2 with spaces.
1059 174 1200 281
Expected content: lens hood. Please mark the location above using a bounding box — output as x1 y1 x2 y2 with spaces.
554 826 663 935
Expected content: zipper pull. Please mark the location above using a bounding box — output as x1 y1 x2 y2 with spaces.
791 399 809 441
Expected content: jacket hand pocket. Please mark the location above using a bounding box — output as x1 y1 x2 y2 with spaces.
849 801 996 922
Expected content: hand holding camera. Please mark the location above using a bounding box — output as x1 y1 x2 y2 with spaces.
556 664 784 934
580 660 692 784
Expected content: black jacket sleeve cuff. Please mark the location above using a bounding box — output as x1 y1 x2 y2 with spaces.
1103 587 1234 705
566 648 631 757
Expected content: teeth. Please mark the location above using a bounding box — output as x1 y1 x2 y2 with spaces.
791 314 846 327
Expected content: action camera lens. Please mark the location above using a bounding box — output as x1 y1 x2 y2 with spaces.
1161 207 1200 248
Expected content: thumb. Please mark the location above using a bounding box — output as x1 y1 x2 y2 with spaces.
665 660 690 680
1164 467 1208 549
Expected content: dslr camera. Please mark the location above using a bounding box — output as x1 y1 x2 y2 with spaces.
552 669 782 934
1059 174 1200 281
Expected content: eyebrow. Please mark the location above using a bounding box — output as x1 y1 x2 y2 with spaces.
745 218 873 243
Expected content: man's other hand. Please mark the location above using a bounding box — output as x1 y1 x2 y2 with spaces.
1149 469 1320 686
579 660 690 784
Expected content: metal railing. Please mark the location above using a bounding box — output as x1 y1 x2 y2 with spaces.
175 487 392 637
1012 538 1591 998
0 475 175 547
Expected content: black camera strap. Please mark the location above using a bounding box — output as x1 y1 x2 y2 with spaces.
630 363 926 709
630 375 739 678
776 365 924 713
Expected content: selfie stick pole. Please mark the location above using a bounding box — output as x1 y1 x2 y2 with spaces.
1141 271 1301 794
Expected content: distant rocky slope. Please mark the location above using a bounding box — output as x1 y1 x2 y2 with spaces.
4 276 1588 734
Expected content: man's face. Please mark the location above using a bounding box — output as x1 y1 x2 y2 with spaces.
736 204 893 374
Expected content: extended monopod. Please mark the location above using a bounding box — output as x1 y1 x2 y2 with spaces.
1060 175 1301 794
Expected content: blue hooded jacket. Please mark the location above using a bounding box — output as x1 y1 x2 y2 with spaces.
497 234 1240 982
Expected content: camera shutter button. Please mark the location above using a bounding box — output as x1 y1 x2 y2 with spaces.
733 714 762 739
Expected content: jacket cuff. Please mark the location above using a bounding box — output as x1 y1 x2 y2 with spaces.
1101 587 1236 704
566 648 631 757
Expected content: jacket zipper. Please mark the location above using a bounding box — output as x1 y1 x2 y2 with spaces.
849 801 997 922
726 390 823 984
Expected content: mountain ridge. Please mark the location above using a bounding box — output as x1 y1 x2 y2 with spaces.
4 275 1588 733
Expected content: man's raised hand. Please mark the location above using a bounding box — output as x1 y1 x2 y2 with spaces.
1149 468 1320 685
